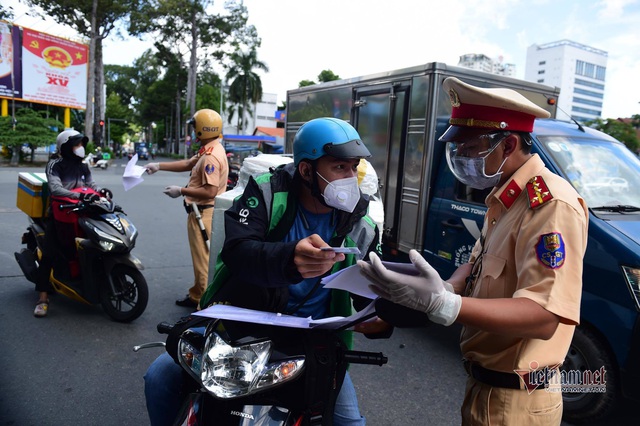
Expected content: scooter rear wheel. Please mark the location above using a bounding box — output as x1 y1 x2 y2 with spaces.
100 264 148 322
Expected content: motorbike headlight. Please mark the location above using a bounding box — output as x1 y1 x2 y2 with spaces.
86 223 126 251
622 265 640 311
178 339 203 381
200 332 305 399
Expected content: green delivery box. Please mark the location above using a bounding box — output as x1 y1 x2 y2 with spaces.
17 172 49 217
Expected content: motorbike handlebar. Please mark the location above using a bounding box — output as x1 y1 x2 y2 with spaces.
157 321 175 334
342 350 388 366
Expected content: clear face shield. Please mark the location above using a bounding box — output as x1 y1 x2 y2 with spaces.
445 132 511 190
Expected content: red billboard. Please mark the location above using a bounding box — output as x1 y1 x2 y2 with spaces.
0 21 87 110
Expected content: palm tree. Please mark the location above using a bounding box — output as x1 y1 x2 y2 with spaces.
226 49 269 134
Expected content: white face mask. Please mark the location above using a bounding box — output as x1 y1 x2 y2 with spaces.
73 146 85 159
316 172 360 213
446 138 508 190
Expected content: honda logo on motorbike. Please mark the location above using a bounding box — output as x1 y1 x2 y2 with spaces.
229 410 254 420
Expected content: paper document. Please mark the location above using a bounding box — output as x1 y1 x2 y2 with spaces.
321 260 420 300
194 300 377 330
122 154 147 191
321 265 378 299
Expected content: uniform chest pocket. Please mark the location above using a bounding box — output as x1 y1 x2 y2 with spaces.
477 253 507 298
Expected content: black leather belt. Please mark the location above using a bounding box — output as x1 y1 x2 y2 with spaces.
184 204 214 214
463 360 556 390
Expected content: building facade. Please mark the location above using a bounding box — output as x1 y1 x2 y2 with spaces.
525 40 608 122
224 92 279 135
457 54 516 77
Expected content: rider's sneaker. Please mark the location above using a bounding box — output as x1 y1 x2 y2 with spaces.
34 301 49 317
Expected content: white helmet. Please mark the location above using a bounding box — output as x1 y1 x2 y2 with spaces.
56 129 88 153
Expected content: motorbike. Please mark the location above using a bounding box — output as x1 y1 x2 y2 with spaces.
135 305 388 425
83 152 109 169
227 165 240 191
14 187 148 322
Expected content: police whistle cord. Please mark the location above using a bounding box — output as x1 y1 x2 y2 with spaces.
191 203 210 252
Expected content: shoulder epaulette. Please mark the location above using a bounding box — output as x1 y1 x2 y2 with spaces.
498 179 522 209
197 145 215 156
527 176 553 209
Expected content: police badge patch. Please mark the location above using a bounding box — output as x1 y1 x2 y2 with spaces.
536 232 565 269
205 164 215 175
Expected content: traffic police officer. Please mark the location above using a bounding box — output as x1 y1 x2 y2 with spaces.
145 109 229 308
359 77 589 425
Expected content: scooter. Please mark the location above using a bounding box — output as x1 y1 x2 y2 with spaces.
134 306 388 425
83 152 109 169
227 164 240 191
14 187 148 322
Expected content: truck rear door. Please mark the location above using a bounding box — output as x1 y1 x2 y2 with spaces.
353 82 410 247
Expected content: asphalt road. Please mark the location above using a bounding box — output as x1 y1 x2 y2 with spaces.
0 157 635 425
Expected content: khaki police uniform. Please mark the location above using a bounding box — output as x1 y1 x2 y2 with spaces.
185 140 228 303
461 155 588 425
439 77 589 425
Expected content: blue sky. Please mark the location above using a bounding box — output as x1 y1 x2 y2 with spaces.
6 0 640 118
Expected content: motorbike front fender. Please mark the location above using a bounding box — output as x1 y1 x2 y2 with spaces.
101 253 144 273
175 393 294 426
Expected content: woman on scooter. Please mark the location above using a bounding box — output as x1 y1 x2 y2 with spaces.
34 129 111 317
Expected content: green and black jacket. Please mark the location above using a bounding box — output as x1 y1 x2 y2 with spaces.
199 162 382 347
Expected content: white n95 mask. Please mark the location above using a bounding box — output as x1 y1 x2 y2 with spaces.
73 146 85 159
317 172 360 213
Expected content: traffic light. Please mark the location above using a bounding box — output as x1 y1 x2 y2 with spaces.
99 119 105 127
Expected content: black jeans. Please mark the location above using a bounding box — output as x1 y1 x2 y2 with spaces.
35 216 57 293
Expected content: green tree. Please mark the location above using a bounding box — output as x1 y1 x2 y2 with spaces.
298 69 340 88
195 69 224 112
27 0 133 145
586 118 639 152
318 69 340 83
226 48 269 134
298 79 315 88
104 64 138 111
104 92 131 150
129 0 257 122
134 48 189 153
0 4 14 20
0 108 63 165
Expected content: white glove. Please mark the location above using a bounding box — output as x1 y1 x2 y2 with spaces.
358 250 462 326
163 185 183 198
145 163 160 174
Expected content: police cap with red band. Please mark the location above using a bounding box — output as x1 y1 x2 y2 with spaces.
439 77 551 142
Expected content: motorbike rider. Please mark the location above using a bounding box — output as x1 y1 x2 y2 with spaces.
94 146 103 164
33 129 112 317
144 117 393 425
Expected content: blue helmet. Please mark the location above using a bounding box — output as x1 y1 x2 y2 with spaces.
293 117 371 165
